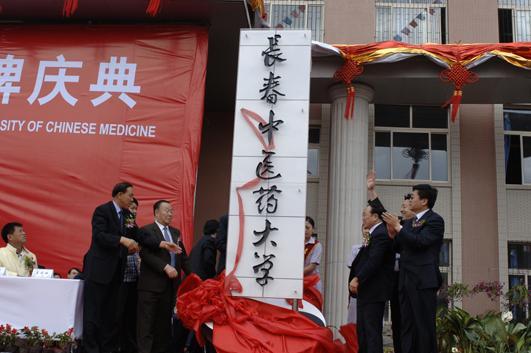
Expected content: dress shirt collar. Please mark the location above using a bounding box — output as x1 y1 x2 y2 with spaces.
305 236 316 245
155 220 169 234
415 209 429 220
369 222 383 235
112 200 122 216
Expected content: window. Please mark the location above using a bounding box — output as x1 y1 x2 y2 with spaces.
374 105 449 181
437 239 452 308
264 1 325 41
499 0 531 42
507 242 531 322
503 109 531 185
307 126 320 178
376 0 447 44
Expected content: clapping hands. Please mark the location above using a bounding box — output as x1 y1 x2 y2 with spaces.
382 212 401 239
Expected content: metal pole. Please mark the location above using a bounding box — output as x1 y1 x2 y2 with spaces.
292 298 299 312
242 0 252 29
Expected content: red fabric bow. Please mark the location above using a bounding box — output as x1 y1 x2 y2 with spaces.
333 323 359 353
177 273 354 353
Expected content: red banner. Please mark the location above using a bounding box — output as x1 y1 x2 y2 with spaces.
0 25 208 275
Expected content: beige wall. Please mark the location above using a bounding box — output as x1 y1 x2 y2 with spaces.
447 0 499 43
193 112 233 242
448 0 501 314
459 105 500 313
324 0 375 44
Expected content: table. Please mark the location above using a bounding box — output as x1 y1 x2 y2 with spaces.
0 276 83 338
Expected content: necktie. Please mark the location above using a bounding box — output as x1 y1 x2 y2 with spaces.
163 226 176 267
118 210 124 234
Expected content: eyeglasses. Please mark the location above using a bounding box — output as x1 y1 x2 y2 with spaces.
404 193 412 200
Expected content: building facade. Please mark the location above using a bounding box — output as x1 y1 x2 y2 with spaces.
193 0 531 327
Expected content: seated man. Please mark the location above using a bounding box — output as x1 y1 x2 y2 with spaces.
0 222 38 276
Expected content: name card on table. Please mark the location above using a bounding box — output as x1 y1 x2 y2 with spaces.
0 267 6 276
225 30 312 300
32 269 54 278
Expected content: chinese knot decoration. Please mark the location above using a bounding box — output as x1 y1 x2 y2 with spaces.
333 59 364 119
440 63 479 122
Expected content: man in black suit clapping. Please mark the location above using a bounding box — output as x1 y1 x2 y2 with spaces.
383 184 444 353
349 204 394 353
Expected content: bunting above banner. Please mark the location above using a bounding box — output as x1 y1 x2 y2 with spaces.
327 41 531 121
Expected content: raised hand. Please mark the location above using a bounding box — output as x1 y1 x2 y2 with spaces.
367 170 376 191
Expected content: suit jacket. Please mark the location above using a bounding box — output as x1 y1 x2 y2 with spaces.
349 223 394 303
368 197 387 213
83 201 160 284
349 223 395 303
137 222 191 293
83 201 138 284
396 209 444 290
189 235 217 280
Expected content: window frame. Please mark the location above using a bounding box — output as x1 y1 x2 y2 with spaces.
307 124 320 182
375 0 448 44
264 0 325 42
507 243 531 321
439 239 453 283
498 1 531 42
503 108 531 185
507 241 531 321
508 273 530 321
373 105 450 183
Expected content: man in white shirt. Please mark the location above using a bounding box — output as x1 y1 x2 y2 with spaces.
0 222 38 276
137 200 190 353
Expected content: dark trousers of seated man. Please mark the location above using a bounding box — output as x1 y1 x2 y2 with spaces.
357 300 386 353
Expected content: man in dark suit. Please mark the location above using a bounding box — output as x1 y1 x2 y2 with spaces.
349 204 394 353
366 170 416 353
190 219 219 280
82 182 141 353
383 184 444 353
137 200 191 353
83 183 179 353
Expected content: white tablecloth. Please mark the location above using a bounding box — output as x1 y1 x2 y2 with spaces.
0 276 83 338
